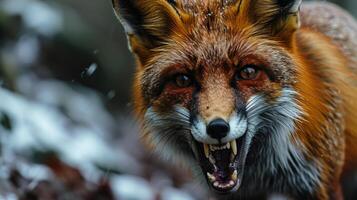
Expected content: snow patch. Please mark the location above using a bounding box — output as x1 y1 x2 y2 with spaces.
111 175 155 200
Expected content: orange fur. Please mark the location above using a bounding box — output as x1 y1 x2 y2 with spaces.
113 0 357 199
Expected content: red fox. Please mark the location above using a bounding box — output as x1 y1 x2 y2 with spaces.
112 0 357 199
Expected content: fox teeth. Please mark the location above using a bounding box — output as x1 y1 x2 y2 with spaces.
226 142 230 149
231 140 237 155
209 143 230 151
232 170 238 181
204 144 210 158
229 180 234 185
207 172 216 182
208 155 216 164
230 153 235 162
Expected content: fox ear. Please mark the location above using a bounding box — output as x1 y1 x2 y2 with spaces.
250 0 302 41
112 0 183 65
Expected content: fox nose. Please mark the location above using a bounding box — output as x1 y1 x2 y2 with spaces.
207 118 230 140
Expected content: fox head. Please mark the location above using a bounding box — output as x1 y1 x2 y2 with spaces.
113 0 307 194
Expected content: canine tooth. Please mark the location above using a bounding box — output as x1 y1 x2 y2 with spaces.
231 140 237 155
204 144 209 158
213 181 219 187
208 155 216 164
230 153 235 162
213 164 218 172
227 142 230 149
222 145 226 150
232 170 238 181
207 172 216 182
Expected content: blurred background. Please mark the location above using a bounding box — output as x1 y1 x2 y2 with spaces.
0 0 355 199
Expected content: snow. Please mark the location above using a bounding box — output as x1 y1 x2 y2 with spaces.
0 82 140 182
111 175 156 200
161 187 196 200
81 63 98 78
1 0 63 36
0 78 198 199
0 194 18 200
107 90 116 99
14 35 40 66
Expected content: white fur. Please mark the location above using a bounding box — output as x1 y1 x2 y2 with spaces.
246 88 303 170
222 113 248 143
290 0 302 13
113 9 134 52
191 117 218 144
113 9 134 34
143 105 197 169
244 88 320 193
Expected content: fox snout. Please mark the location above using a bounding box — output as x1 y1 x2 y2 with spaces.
206 118 230 140
191 70 248 144
191 111 248 145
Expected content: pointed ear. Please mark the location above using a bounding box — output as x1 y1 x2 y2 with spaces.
112 0 184 65
250 0 302 41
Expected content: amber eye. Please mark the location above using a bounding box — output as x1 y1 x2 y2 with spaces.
174 74 192 88
237 65 259 80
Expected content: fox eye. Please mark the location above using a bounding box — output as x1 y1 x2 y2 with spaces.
174 74 192 88
237 65 260 80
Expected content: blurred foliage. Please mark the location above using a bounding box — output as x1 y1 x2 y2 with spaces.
0 0 135 110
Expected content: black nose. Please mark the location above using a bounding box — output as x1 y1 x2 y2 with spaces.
207 118 230 140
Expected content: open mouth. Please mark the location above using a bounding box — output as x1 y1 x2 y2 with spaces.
195 137 246 193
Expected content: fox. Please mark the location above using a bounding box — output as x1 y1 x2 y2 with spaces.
111 0 357 199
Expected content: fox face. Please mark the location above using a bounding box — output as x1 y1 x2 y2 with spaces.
113 0 321 195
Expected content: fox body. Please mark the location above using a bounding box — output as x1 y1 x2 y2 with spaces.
112 0 357 199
